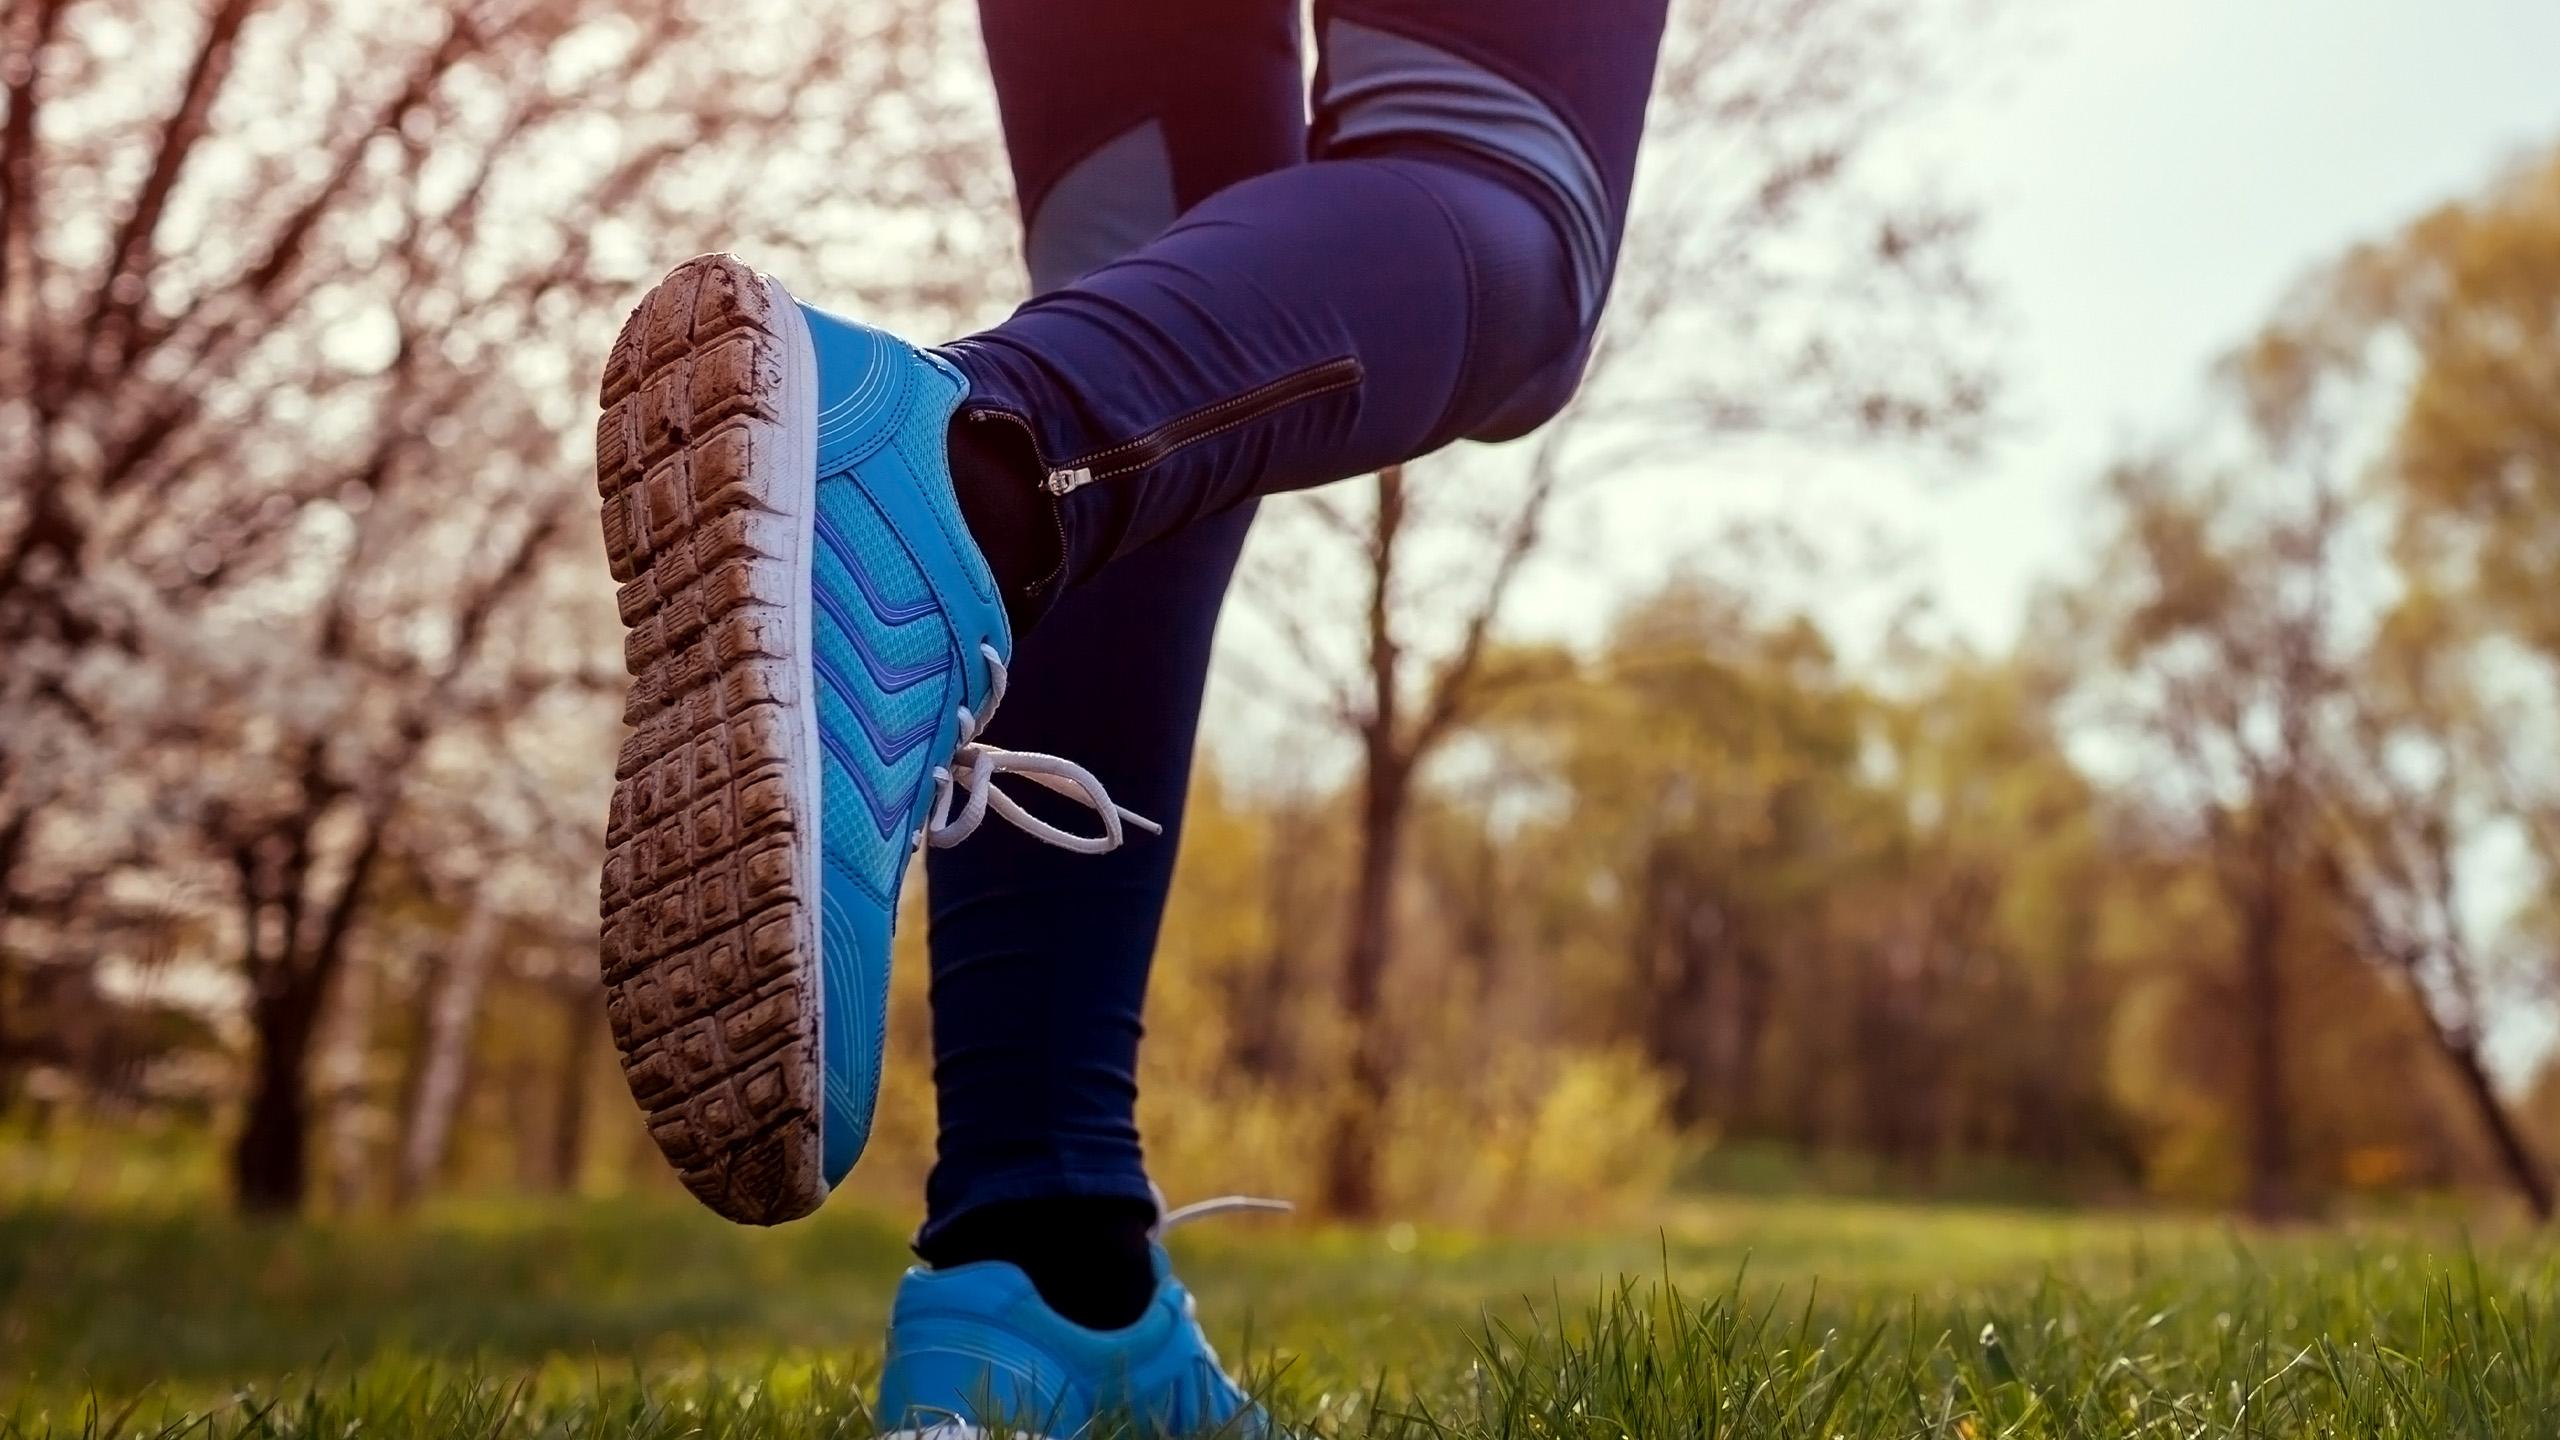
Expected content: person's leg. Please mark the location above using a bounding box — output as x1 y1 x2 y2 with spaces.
917 0 1668 1293
594 0 1663 1252
944 0 1672 613
913 0 1305 1329
915 519 1251 1324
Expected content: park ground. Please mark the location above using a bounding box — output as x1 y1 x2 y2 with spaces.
5 1170 2559 1440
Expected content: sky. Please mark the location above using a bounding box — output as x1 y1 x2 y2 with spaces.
1890 0 2560 645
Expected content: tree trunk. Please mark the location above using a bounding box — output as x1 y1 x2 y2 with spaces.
1660 907 1719 1124
0 932 21 1106
318 943 378 1214
1233 805 1317 1083
393 894 499 1207
547 977 600 1193
1320 753 1410 1218
0 799 32 924
234 988 321 1213
1724 942 1772 1125
1853 949 1914 1163
228 778 390 1213
2238 877 2295 1221
1630 852 1686 1116
0 795 46 1105
1456 827 1505 1006
2426 1015 2554 1220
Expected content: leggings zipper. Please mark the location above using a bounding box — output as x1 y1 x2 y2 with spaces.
964 354 1363 597
961 405 1075 601
972 355 1364 498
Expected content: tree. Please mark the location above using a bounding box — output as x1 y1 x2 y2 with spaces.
1 0 1005 1209
1849 641 2122 1176
2073 149 2560 1215
2367 151 2560 658
393 887 499 1206
2070 449 2354 1220
1548 581 1861 1132
2201 152 2560 1218
2318 602 2554 1218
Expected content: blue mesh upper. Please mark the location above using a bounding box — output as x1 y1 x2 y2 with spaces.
877 1246 1263 1438
798 303 1010 1188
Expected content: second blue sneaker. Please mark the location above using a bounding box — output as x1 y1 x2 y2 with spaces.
877 1244 1267 1438
593 254 1153 1224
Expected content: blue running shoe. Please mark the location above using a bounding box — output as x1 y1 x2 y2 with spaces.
878 1242 1268 1439
593 255 1154 1224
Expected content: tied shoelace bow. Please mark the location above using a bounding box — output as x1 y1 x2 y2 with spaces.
922 643 1162 856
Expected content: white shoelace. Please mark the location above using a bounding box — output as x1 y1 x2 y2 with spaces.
921 643 1163 855
1156 1193 1293 1234
1151 1189 1290 1395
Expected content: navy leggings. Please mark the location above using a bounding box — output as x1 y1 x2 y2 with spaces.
920 0 1667 1241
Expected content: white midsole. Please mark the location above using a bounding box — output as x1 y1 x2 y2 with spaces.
765 273 825 1096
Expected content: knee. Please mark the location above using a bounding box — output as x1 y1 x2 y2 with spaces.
1312 18 1619 327
1466 342 1592 442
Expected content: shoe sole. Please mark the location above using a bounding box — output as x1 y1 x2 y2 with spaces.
594 253 828 1226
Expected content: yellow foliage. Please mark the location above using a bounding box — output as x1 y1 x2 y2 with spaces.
829 785 1693 1232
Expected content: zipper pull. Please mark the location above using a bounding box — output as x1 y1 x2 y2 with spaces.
1044 466 1095 496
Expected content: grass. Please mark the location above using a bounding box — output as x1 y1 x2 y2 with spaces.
3 1187 2556 1438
